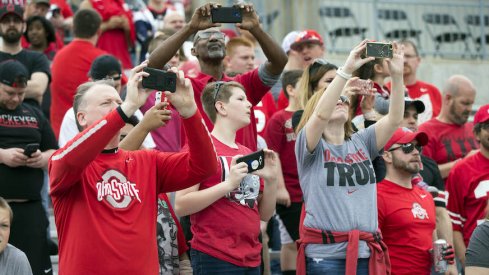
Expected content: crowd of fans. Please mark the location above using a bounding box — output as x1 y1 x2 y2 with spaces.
0 0 488 275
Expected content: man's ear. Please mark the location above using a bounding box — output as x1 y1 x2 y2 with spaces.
382 151 393 164
190 47 197 57
76 112 87 128
215 101 226 116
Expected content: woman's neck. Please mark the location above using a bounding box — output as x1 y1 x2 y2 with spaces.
323 122 345 145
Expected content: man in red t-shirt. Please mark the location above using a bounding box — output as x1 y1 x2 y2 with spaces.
386 40 442 124
148 3 287 152
418 75 479 180
378 128 455 274
446 104 489 268
50 9 108 139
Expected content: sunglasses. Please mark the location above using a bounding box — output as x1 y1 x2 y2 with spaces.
213 81 225 107
309 58 330 76
195 31 225 42
339 95 350 106
388 143 422 154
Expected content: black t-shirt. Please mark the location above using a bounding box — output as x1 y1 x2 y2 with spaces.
466 221 489 268
0 103 58 200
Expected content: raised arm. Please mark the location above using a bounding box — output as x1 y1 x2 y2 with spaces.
237 3 287 75
304 40 374 152
148 3 220 69
373 42 405 150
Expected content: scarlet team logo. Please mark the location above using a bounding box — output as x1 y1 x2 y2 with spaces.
411 202 429 220
96 169 141 209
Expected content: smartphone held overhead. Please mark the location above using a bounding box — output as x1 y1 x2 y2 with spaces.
142 67 177 92
366 42 393 58
211 6 242 23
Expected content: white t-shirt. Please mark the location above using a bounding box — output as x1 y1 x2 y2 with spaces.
58 107 156 148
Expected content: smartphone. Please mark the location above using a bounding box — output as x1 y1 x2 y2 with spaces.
237 149 265 173
211 7 242 23
351 78 374 95
142 67 177 92
366 42 393 58
23 143 40 157
155 91 162 105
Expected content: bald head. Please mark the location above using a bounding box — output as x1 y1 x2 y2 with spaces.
443 75 476 97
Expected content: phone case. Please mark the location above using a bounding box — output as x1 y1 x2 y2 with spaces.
142 67 177 92
366 42 393 58
211 7 242 23
352 79 374 95
237 150 265 173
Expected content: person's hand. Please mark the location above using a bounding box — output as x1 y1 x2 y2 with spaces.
251 149 279 183
119 16 131 31
276 186 291 207
188 3 221 32
385 41 404 78
25 150 45 168
360 93 375 114
139 102 172 132
106 16 125 30
0 148 27 168
445 264 457 275
442 243 455 265
342 40 375 75
164 67 197 118
123 61 151 113
235 3 259 31
50 14 65 29
224 155 248 192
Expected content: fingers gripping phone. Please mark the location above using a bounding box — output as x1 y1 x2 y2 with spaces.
23 143 40 157
211 6 243 23
366 42 393 58
351 79 374 95
142 67 177 92
237 150 265 173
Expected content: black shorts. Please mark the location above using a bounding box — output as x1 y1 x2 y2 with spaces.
9 200 52 275
275 202 302 243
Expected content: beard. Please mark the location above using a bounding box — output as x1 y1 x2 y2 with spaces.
449 103 470 125
1 29 22 44
392 155 421 174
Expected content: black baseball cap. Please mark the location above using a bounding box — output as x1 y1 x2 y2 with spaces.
0 60 29 88
0 0 25 21
404 97 425 114
88 55 122 81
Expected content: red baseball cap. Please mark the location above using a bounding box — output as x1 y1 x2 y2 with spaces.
290 30 324 51
474 104 489 125
384 127 429 151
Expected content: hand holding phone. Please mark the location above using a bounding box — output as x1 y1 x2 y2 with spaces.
211 6 242 23
142 67 177 92
351 79 374 96
23 143 40 158
236 149 265 173
366 42 393 58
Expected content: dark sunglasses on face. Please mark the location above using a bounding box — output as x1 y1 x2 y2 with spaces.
339 95 350 106
196 31 225 41
388 143 422 154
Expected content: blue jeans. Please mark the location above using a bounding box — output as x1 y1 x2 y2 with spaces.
191 249 260 275
306 257 369 275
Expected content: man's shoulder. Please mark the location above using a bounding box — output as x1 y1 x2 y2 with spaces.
415 80 441 92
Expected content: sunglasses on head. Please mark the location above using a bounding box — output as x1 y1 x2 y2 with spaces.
339 95 350 106
213 81 225 107
309 58 330 76
388 143 422 154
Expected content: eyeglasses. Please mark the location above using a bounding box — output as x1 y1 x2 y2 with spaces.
388 143 422 154
195 31 225 42
213 81 225 107
339 95 350 106
104 74 122 81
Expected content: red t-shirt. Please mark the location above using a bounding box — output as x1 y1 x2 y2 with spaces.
377 179 436 275
446 152 489 246
418 119 478 165
50 40 107 139
190 136 263 267
387 80 442 124
91 0 135 69
264 110 302 202
188 69 271 151
49 109 216 275
254 91 277 139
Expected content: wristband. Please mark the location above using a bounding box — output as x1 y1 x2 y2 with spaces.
336 67 352 80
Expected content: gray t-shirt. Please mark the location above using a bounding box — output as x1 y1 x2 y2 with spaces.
295 126 379 259
0 244 32 275
466 221 489 268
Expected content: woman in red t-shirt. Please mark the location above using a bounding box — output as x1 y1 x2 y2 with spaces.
175 81 279 274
